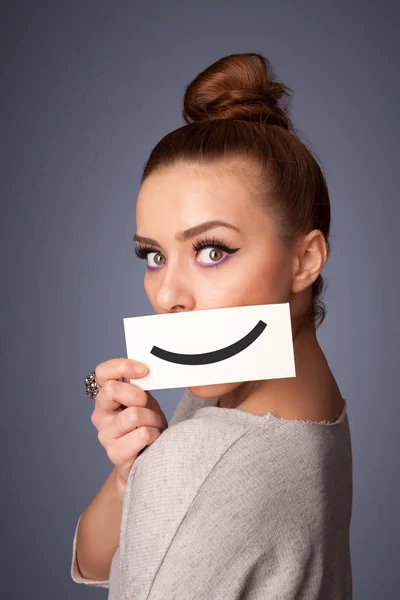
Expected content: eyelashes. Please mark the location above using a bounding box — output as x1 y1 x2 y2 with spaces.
134 235 239 262
134 244 159 259
191 235 238 255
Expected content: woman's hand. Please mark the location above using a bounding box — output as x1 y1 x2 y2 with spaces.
90 358 168 490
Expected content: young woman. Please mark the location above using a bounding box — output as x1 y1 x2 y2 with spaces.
72 53 352 599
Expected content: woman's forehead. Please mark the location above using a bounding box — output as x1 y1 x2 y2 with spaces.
137 164 263 215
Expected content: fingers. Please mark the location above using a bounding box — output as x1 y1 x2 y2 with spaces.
95 357 148 387
98 405 165 443
91 382 148 433
96 379 148 414
89 357 164 485
102 425 161 466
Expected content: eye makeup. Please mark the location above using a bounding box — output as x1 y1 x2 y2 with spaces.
134 235 240 269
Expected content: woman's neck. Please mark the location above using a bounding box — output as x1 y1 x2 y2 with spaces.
218 318 343 420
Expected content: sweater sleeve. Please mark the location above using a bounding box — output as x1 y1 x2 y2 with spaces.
136 455 321 598
70 388 196 589
70 513 109 588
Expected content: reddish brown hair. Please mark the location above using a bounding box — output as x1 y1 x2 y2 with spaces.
140 53 331 327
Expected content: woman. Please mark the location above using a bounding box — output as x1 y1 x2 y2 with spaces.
71 53 352 599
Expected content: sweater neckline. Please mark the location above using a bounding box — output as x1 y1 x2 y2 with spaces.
193 397 348 427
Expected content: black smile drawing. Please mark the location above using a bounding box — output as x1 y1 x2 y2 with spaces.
150 319 267 365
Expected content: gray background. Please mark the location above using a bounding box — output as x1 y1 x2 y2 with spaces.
1 1 398 598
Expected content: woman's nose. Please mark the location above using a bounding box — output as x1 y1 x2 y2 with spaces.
155 263 195 313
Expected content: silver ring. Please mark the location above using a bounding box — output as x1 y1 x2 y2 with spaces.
85 370 101 400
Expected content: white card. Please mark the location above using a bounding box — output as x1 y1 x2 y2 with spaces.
123 302 296 391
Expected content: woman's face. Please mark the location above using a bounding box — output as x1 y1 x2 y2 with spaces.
135 161 296 399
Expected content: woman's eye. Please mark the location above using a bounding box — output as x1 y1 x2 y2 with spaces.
146 251 166 267
196 247 226 264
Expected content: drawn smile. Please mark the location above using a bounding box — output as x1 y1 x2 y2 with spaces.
150 320 267 365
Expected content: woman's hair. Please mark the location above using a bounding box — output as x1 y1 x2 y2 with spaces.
140 53 331 328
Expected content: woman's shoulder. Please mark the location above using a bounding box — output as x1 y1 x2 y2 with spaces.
134 394 351 494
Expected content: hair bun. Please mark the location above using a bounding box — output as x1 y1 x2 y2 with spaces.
182 53 293 130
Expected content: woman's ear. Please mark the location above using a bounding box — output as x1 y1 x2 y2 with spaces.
291 230 327 294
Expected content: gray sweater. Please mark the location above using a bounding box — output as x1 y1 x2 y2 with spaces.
71 388 353 599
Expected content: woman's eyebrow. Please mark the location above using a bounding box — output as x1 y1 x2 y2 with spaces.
133 220 241 246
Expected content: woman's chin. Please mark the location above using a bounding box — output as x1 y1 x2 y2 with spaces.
188 381 244 399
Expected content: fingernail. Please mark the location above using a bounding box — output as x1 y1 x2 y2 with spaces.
135 364 148 376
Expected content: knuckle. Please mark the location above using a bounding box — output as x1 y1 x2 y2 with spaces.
103 379 116 396
140 426 150 441
116 406 135 435
106 444 118 464
120 358 131 379
97 428 106 445
94 364 103 383
90 410 99 428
